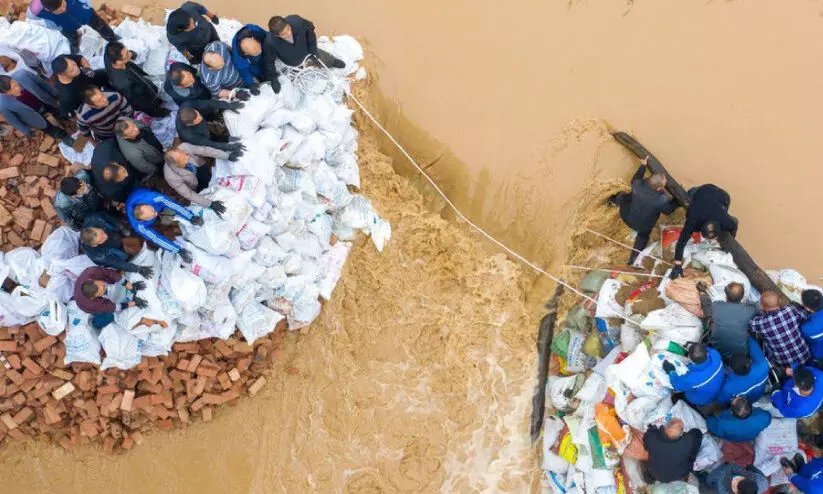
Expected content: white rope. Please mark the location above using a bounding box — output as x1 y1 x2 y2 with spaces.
312 56 644 327
564 265 665 278
584 228 673 266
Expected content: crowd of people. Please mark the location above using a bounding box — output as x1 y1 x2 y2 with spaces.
0 2 344 329
606 160 823 492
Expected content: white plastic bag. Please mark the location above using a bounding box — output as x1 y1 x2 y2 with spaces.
167 259 207 312
236 301 284 343
37 298 67 336
99 323 142 370
641 304 703 346
64 301 102 365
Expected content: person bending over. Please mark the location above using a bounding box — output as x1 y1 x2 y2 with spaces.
74 265 147 328
750 290 810 370
664 343 725 407
0 74 70 144
175 104 244 154
707 397 771 443
772 365 823 419
800 289 823 364
783 455 823 493
126 188 204 263
716 338 769 406
643 417 702 483
200 41 255 100
27 0 117 54
698 281 757 360
53 171 102 230
90 138 141 203
166 1 220 64
81 212 153 277
115 118 164 176
104 41 169 118
232 24 270 86
704 462 768 494
163 62 211 107
163 146 232 213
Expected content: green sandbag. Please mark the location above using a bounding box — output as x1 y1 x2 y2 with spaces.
566 304 592 333
580 271 610 294
551 328 571 360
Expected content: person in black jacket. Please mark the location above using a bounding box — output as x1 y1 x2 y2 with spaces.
670 184 738 279
166 1 220 64
643 418 703 483
52 54 109 119
175 103 245 153
607 156 678 265
104 42 169 118
90 138 142 203
263 15 344 86
81 212 154 277
163 62 211 107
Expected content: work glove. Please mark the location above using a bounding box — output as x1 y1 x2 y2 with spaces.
228 149 244 161
249 83 261 96
669 265 683 280
137 266 154 278
696 281 708 294
210 200 226 218
661 360 675 374
227 101 245 112
235 89 251 102
179 249 193 264
190 215 205 226
210 14 220 24
133 297 148 309
270 77 281 94
228 136 243 143
132 281 146 292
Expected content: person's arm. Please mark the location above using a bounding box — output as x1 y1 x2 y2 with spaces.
790 474 814 493
91 266 124 284
305 18 318 55
178 142 231 160
771 387 792 417
118 95 134 117
181 1 207 15
165 167 212 207
630 164 646 185
263 38 279 83
687 430 703 463
93 247 141 273
699 291 712 321
0 103 33 136
155 193 194 221
135 223 181 253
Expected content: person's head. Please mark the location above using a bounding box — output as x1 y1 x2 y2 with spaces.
725 282 745 303
179 107 202 126
105 42 132 66
133 204 158 221
80 227 107 247
52 55 79 79
202 50 225 70
0 56 17 73
731 396 752 419
0 75 19 97
59 176 88 197
83 86 108 108
115 118 139 140
664 418 684 439
802 289 822 312
646 173 667 192
729 352 752 376
239 36 262 57
170 68 194 88
42 0 66 14
102 162 128 183
760 291 781 312
732 477 758 494
168 8 195 33
701 220 720 240
688 343 708 364
268 16 292 39
164 148 189 168
80 280 106 298
795 367 815 396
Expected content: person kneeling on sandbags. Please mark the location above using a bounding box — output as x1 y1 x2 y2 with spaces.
663 343 725 408
265 15 345 75
126 188 204 264
176 104 245 155
163 145 236 212
706 397 772 443
74 265 148 329
81 212 154 278
643 417 703 483
782 454 823 493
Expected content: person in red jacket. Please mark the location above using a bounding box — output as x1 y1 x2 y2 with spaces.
74 266 147 328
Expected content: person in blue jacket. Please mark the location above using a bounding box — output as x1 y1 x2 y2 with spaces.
716 338 770 406
707 397 771 443
126 188 203 263
800 289 823 361
664 343 725 406
783 455 823 493
771 365 823 418
232 24 269 86
27 0 117 54
81 212 154 277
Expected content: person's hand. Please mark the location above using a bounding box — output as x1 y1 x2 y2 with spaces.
786 367 794 377
137 266 154 278
662 361 675 374
190 215 204 226
210 200 226 218
80 57 90 69
249 84 261 96
179 249 193 264
271 77 281 94
133 297 148 309
228 149 244 161
132 281 146 292
182 49 192 60
228 136 242 143
123 281 133 291
669 265 683 280
210 13 219 24
228 101 245 112
640 155 650 166
235 89 250 102
696 281 708 294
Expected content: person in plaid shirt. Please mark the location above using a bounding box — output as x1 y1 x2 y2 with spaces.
750 291 810 368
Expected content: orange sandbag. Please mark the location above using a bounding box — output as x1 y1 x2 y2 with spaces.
661 225 702 251
622 427 649 460
595 403 627 450
665 274 712 317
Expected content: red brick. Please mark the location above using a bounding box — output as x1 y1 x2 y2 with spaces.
0 167 19 179
21 358 43 376
0 341 18 352
120 390 135 412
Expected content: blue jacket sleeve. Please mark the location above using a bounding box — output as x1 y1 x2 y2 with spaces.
791 474 814 493
136 223 181 253
669 367 702 392
771 388 792 417
155 193 194 221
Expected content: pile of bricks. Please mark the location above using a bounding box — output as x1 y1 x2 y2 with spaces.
0 132 287 454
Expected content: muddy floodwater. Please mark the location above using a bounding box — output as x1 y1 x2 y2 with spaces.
1 1 822 493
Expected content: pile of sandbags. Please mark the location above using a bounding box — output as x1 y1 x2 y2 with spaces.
540 226 817 493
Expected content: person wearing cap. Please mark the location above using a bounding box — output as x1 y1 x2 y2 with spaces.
716 338 770 407
707 397 772 443
664 343 725 407
166 1 220 64
670 184 738 279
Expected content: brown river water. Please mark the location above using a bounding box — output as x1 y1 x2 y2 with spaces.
2 1 822 493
